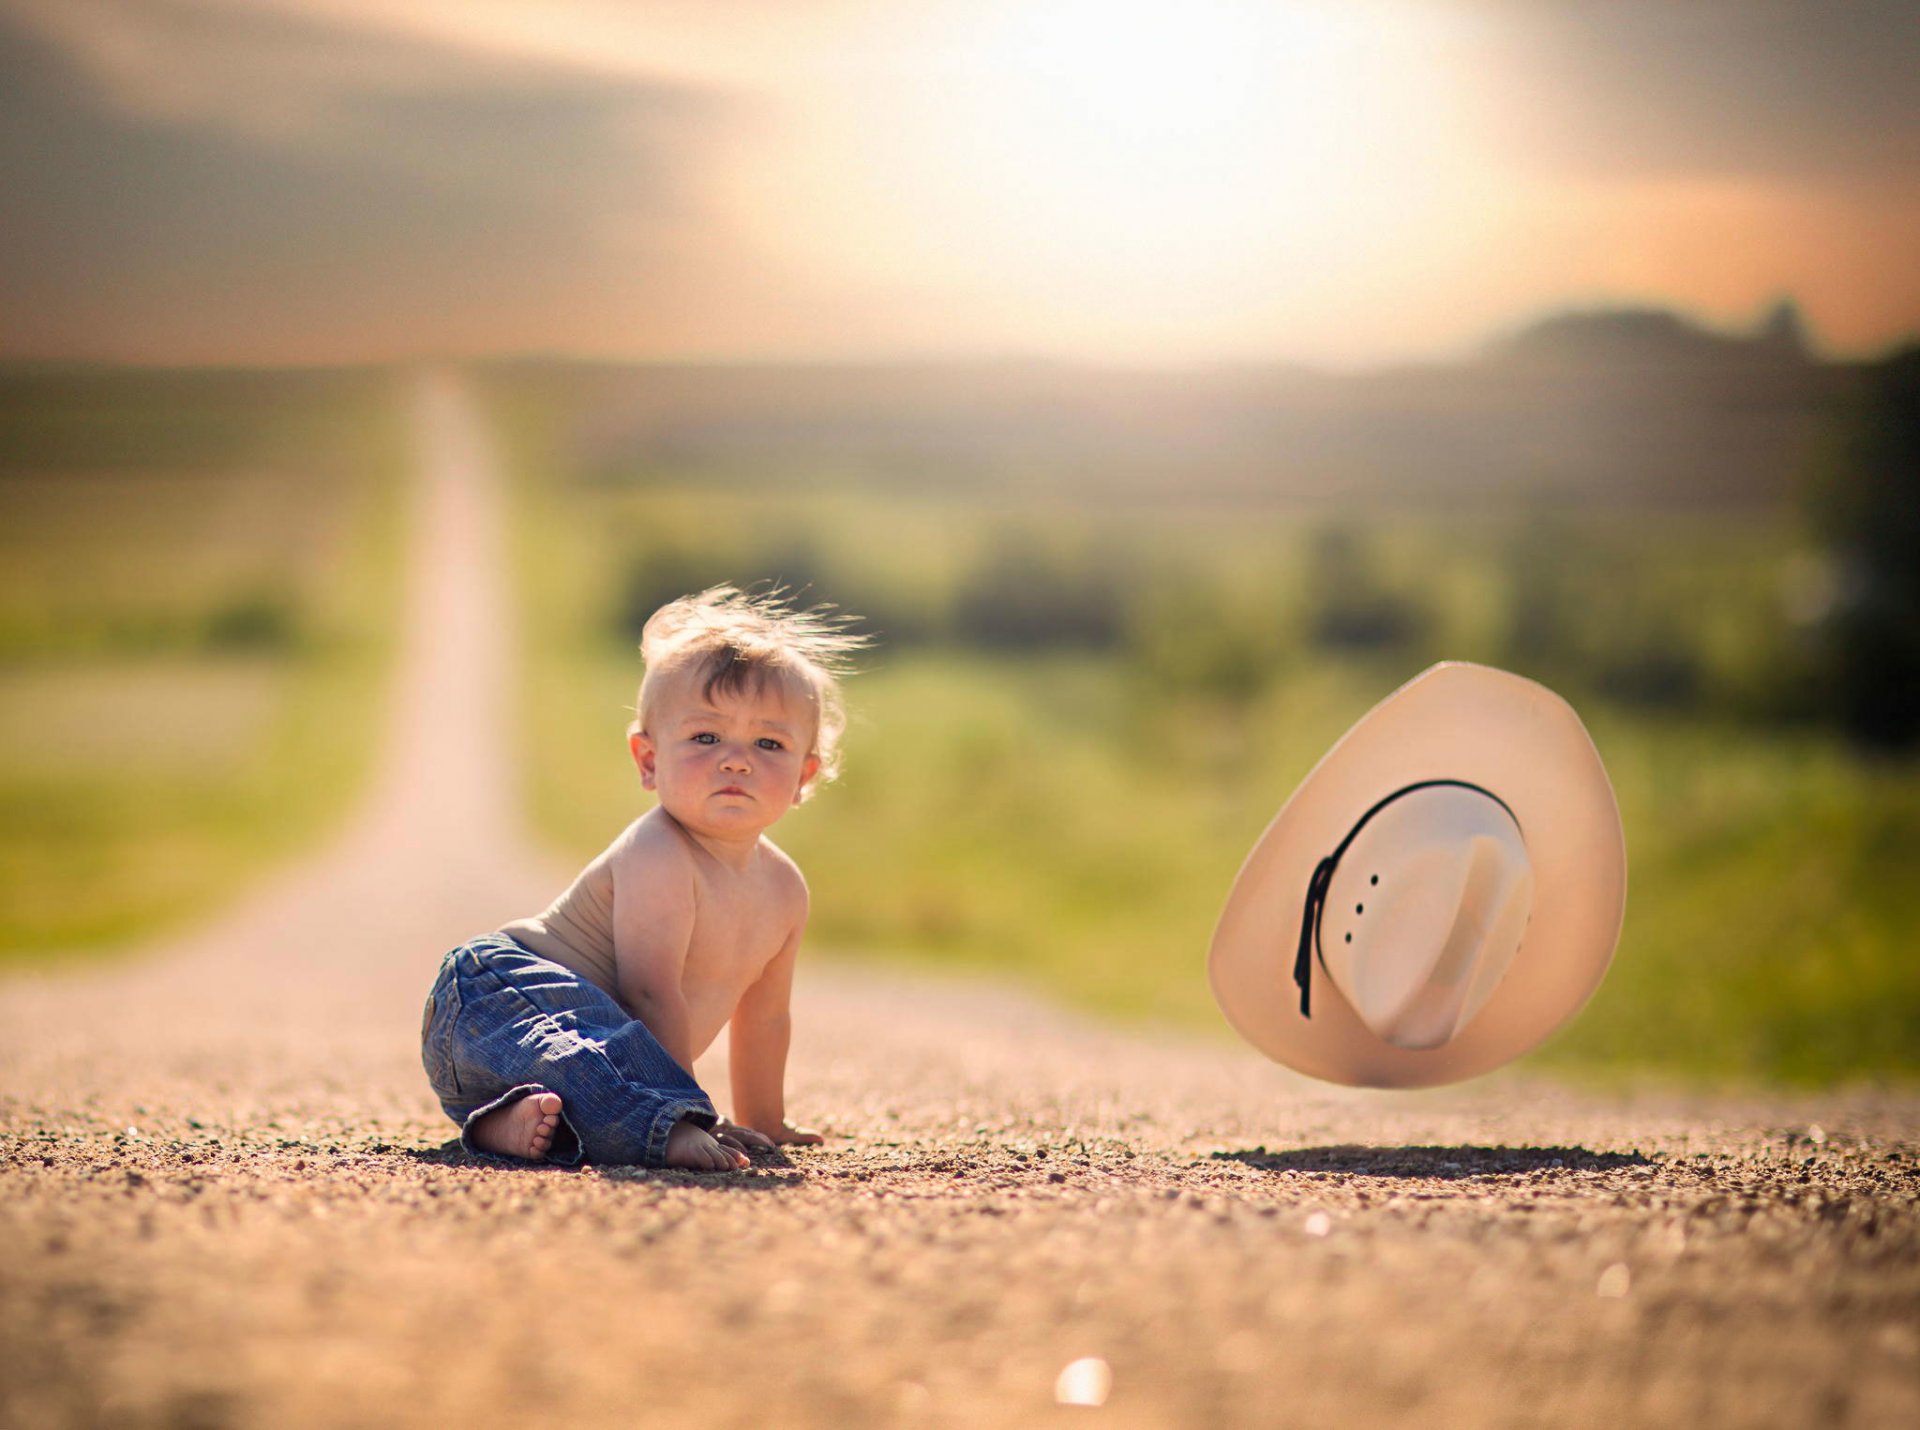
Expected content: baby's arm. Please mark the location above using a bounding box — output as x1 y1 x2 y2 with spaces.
609 834 701 1073
728 919 822 1145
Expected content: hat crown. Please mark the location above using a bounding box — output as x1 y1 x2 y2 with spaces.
1209 662 1626 1088
1318 784 1534 1050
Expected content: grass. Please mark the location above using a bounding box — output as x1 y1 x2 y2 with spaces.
0 369 407 958
490 381 1918 1089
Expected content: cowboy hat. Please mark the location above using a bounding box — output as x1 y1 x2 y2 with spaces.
1208 662 1626 1087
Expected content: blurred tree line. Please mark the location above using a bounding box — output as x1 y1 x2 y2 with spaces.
1802 344 1920 750
599 343 1917 752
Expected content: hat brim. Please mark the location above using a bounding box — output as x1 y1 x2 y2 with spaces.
1208 662 1626 1088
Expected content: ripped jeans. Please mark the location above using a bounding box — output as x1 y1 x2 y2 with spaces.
420 934 717 1166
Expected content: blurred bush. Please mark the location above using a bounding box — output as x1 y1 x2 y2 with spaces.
1801 344 1920 751
1125 571 1294 703
202 586 302 652
952 529 1128 650
1302 524 1433 658
595 503 1838 736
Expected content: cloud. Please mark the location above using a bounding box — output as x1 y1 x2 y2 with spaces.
0 0 738 359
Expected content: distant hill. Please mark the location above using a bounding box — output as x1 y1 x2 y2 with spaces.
1490 301 1814 369
0 302 1853 510
480 301 1861 510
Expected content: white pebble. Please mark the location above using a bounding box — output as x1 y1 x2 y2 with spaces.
1596 1263 1631 1299
1807 1124 1827 1146
1303 1211 1332 1237
1055 1357 1112 1407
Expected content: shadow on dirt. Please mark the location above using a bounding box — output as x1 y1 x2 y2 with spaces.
1214 1144 1653 1179
406 1141 808 1190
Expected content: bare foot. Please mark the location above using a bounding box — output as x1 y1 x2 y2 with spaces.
666 1118 749 1172
470 1092 564 1161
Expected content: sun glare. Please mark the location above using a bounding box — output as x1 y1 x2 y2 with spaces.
982 0 1349 181
730 0 1483 360
935 0 1381 265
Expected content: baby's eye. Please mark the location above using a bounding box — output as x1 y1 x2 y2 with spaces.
690 732 718 745
756 737 786 751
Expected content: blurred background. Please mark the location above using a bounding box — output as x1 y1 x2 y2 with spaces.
2 0 1915 1085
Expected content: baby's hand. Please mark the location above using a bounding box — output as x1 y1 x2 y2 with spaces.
715 1118 825 1150
765 1123 824 1147
712 1119 776 1154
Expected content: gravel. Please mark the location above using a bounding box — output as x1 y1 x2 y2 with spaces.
2 957 1915 1429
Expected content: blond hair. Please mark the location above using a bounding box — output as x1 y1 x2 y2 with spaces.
634 585 866 797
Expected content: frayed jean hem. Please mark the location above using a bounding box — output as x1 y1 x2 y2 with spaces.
643 1098 719 1167
457 1083 585 1166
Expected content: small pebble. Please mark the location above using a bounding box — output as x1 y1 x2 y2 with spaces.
1596 1263 1631 1299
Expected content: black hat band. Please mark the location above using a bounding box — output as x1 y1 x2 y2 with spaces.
1294 779 1520 1020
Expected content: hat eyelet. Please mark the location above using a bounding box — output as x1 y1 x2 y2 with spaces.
1370 874 1379 885
1356 903 1364 915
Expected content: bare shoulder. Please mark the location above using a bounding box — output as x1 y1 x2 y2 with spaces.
608 811 698 905
757 838 810 922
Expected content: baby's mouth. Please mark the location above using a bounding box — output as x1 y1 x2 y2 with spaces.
715 786 750 797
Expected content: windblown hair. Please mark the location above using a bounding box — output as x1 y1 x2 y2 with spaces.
634 585 867 797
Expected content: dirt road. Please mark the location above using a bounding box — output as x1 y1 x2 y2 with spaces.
2 373 1914 1428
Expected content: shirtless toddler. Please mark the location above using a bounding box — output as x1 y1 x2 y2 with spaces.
419 586 862 1170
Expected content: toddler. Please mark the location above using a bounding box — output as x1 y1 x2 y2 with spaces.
420 585 862 1170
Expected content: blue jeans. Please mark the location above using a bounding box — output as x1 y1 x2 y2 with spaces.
421 934 718 1166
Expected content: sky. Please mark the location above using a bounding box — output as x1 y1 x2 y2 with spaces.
1 0 1915 367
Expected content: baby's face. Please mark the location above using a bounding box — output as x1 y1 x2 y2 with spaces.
631 669 821 839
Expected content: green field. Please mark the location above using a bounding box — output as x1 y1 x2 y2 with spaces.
491 381 1918 1089
0 368 406 957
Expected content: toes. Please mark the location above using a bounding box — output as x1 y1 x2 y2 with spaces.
528 1096 562 1158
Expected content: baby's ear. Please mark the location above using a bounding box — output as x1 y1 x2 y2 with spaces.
793 752 822 805
629 726 657 788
